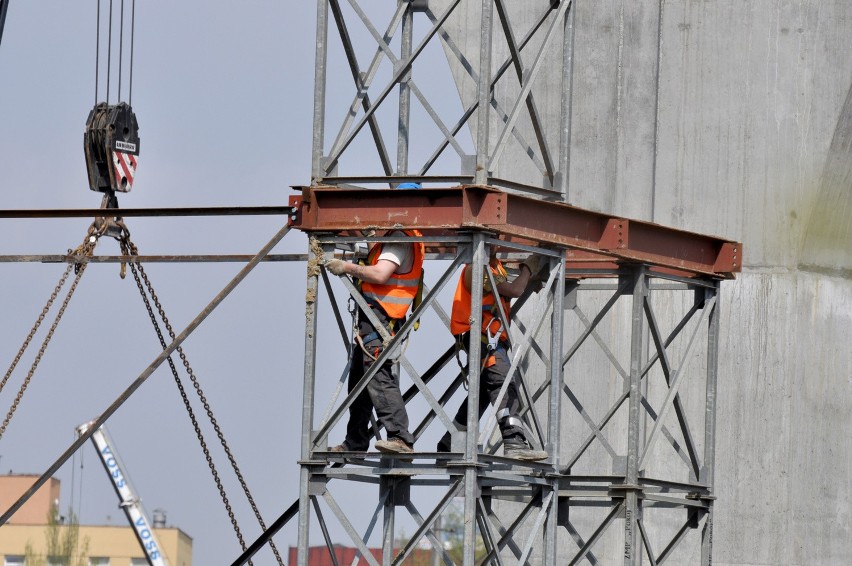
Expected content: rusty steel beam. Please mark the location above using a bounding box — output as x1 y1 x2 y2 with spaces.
288 185 741 278
0 254 309 264
0 205 295 219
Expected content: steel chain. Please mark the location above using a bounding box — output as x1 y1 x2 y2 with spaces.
121 237 284 566
0 238 96 440
0 265 74 396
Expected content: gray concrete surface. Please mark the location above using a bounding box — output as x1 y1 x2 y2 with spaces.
434 1 851 563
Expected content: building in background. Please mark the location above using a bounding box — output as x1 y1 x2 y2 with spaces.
0 475 192 566
288 545 433 566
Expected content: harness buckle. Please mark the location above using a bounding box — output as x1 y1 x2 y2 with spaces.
485 319 503 352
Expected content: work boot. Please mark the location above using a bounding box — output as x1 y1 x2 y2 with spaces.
375 437 414 455
328 440 366 453
503 435 547 461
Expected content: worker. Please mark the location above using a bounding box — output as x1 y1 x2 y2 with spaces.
323 183 424 455
437 250 548 461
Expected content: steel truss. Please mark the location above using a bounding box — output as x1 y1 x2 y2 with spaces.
311 0 576 193
294 226 721 566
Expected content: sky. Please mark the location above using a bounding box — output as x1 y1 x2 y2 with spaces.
0 1 385 564
0 1 482 564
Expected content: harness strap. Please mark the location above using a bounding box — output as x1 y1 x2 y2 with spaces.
354 308 403 361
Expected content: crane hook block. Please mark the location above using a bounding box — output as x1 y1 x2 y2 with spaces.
84 102 140 193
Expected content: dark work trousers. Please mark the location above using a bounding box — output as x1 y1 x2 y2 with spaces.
451 333 525 441
344 306 415 450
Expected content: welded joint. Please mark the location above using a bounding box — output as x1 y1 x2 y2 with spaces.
307 475 329 496
608 483 644 500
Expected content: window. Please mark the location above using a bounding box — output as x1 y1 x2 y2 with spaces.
88 559 110 566
4 556 25 566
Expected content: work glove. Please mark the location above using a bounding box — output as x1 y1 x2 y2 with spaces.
522 255 549 293
521 255 540 277
325 258 348 276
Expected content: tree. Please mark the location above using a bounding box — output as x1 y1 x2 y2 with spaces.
24 505 89 566
396 500 485 565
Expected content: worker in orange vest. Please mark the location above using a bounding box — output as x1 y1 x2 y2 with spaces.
323 184 425 456
438 250 548 461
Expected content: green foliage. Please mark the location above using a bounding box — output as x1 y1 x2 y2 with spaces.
24 505 89 566
440 502 485 564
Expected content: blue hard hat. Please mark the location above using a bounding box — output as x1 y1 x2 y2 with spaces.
397 182 422 189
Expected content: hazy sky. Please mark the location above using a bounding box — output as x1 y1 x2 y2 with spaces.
0 1 333 564
0 1 480 564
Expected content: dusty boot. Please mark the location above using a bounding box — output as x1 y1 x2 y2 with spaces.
503 435 547 461
375 437 414 454
328 440 367 453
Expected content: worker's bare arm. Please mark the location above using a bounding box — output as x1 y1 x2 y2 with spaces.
496 265 531 298
326 258 399 284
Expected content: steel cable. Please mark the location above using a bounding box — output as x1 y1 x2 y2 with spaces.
94 0 100 104
129 0 135 105
106 0 113 103
117 0 123 98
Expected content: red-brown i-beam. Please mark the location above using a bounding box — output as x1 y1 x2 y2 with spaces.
289 185 741 279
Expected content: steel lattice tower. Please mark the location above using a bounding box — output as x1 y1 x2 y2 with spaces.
290 1 738 564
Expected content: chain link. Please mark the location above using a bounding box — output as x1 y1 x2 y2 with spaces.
0 225 285 561
0 238 96 440
121 236 284 565
0 265 73 397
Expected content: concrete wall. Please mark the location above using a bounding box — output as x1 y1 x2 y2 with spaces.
435 1 851 563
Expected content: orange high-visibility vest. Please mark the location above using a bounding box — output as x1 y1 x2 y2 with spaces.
360 230 425 320
450 262 512 341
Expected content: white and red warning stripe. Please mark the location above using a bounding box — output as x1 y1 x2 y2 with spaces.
112 150 138 192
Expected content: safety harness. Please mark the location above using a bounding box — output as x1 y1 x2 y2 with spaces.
452 260 513 390
352 231 425 361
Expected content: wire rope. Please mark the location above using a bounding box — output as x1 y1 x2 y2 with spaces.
129 0 135 105
118 0 123 99
106 0 113 104
94 0 136 105
94 0 100 104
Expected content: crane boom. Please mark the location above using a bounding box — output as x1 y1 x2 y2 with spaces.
0 0 10 47
77 421 169 566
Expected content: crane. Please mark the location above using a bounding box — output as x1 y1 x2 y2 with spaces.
0 0 10 47
77 421 169 566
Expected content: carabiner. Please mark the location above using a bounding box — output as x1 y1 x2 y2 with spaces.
485 319 503 353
